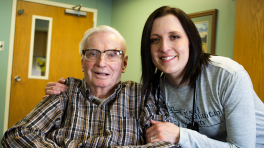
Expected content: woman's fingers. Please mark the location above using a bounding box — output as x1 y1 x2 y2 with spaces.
146 120 180 144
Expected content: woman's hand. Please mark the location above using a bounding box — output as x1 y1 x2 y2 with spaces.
42 77 67 99
146 120 180 144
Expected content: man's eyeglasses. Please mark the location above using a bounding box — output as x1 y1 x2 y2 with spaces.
82 49 124 62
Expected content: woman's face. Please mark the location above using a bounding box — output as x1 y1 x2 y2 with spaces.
150 14 189 79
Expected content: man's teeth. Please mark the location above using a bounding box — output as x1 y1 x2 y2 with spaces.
96 72 108 76
161 56 175 60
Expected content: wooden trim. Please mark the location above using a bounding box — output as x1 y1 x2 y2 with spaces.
188 9 217 54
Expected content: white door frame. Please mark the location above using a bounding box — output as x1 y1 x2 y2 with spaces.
3 0 97 135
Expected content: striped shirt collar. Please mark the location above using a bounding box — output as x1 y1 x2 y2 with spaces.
80 78 123 104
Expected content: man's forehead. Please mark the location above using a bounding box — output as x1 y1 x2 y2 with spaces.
85 32 122 50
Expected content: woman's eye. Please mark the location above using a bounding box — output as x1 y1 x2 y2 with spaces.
150 38 159 43
171 35 179 39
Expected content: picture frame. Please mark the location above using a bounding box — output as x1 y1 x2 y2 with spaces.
188 9 217 54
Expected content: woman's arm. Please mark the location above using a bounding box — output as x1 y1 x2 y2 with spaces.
43 77 67 99
178 70 256 147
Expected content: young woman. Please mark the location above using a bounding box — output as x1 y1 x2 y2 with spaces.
141 6 264 147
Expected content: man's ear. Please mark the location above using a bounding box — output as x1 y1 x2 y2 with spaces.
81 58 84 72
122 55 128 73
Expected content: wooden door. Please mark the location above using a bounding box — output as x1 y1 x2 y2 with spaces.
9 0 93 128
233 0 264 103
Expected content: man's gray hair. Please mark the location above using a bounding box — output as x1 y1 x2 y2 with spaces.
79 25 127 59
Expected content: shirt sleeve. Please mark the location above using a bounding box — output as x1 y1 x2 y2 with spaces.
117 94 176 148
1 94 66 148
178 70 256 148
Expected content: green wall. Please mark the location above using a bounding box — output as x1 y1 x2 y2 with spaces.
0 0 112 142
0 0 13 143
112 0 237 83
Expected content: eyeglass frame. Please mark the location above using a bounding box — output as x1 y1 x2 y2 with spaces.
82 49 124 62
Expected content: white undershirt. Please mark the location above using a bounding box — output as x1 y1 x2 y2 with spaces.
89 95 106 103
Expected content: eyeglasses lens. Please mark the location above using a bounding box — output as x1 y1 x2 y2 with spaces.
85 50 121 62
86 50 100 61
105 51 120 62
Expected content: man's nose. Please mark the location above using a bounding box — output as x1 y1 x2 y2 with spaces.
97 53 107 67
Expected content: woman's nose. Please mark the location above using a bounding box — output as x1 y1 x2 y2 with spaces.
160 39 171 53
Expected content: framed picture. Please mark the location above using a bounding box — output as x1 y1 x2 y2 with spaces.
188 9 217 54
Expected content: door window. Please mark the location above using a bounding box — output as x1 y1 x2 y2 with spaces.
28 15 52 79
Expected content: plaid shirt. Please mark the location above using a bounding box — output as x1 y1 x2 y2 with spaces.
2 77 175 147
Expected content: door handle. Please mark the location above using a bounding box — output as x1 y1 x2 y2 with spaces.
14 76 21 82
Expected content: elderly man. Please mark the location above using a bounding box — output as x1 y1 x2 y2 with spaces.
2 26 174 147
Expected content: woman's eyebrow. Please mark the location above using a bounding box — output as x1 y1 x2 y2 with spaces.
168 31 181 35
150 33 160 37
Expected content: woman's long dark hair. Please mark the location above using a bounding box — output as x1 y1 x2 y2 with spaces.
141 6 210 106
